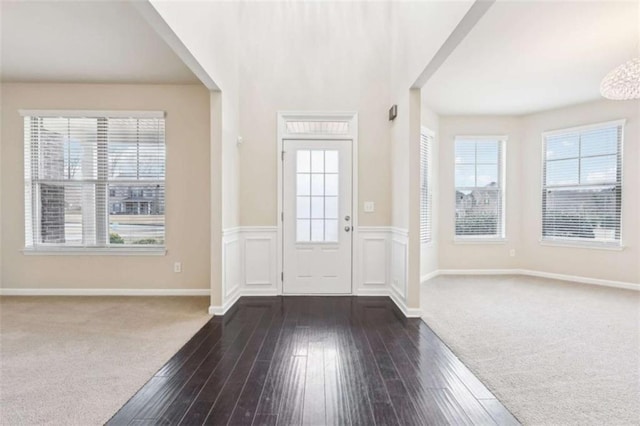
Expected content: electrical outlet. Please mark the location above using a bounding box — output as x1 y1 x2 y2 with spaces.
509 249 516 257
174 262 182 273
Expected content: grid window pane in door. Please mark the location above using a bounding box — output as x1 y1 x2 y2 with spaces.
296 149 339 242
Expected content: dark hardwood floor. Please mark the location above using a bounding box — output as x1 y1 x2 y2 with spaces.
107 297 519 426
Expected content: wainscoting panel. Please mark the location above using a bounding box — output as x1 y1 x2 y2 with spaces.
356 227 390 295
218 226 415 316
242 228 278 295
390 228 408 301
221 227 278 309
222 229 241 302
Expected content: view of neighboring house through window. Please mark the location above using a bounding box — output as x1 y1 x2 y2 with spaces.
542 121 623 246
23 111 166 250
420 128 433 243
454 137 505 239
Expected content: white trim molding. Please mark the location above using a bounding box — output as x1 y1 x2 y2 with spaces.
424 269 639 291
218 227 280 315
0 288 209 296
276 111 359 298
218 225 419 317
388 289 423 318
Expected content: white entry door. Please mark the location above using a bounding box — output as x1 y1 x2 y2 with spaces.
283 139 352 294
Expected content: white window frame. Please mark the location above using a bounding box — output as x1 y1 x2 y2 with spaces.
540 119 625 250
20 109 167 255
420 127 434 245
454 135 507 243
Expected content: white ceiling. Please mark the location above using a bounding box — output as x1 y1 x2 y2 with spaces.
0 1 199 84
422 1 640 116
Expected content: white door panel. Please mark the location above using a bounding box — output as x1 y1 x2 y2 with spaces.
283 139 352 294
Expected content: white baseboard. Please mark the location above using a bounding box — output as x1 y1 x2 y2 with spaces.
0 288 210 296
209 289 242 316
241 288 280 296
437 269 517 276
423 269 639 291
355 287 390 297
518 269 639 291
420 270 440 284
387 285 421 318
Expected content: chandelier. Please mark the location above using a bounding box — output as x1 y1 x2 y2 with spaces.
600 58 640 100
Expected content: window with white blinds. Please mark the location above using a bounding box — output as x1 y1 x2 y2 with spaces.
455 137 505 239
420 129 433 243
23 111 166 250
542 120 623 246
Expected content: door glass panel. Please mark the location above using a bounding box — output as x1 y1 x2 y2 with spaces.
297 219 310 242
296 149 340 242
297 150 311 172
325 196 338 219
311 151 324 172
311 219 324 241
325 151 339 172
325 219 338 241
297 174 310 196
311 197 324 218
297 197 310 218
325 174 338 196
311 174 324 195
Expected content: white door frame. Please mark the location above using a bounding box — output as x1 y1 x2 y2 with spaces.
276 111 359 295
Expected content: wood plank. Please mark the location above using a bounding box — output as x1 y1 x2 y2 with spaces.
154 320 221 377
107 297 517 426
202 304 280 425
177 307 269 424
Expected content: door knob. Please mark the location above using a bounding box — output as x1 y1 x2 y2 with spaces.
344 226 352 232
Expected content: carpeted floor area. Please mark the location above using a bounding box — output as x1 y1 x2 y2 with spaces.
421 275 640 425
0 296 210 425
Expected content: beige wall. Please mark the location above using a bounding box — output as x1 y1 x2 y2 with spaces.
237 1 392 227
438 115 524 270
148 1 240 306
521 99 639 284
0 83 212 290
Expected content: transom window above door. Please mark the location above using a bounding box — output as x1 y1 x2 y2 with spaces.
296 149 339 242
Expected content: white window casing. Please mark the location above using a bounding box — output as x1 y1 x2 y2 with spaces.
454 136 506 241
541 120 624 248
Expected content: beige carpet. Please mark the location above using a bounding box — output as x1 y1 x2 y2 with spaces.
421 275 640 425
0 296 210 425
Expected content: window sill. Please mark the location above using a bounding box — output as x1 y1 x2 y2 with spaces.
21 247 167 256
539 240 624 251
453 238 507 245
